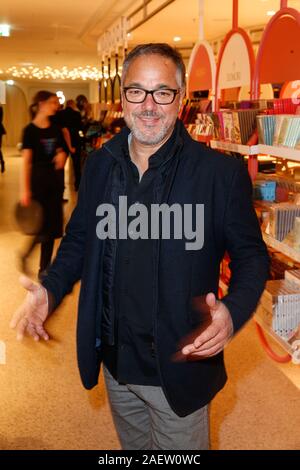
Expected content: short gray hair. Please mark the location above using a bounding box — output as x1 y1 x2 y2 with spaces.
122 43 186 89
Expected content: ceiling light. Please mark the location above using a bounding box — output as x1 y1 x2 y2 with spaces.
267 10 276 16
0 24 10 37
19 62 35 67
173 36 181 42
56 91 65 105
2 65 103 81
6 80 14 86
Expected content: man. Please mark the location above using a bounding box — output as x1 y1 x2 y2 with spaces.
51 95 71 201
60 100 83 191
10 44 269 450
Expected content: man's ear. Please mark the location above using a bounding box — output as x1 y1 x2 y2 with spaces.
178 87 186 110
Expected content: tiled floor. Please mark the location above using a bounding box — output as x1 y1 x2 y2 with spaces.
0 147 299 450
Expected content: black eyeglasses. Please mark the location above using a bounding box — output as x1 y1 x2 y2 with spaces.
123 87 180 105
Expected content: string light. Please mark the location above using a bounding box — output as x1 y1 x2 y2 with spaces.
0 65 107 81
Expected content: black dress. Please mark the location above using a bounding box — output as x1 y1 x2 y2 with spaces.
0 106 6 137
22 123 65 239
0 106 6 170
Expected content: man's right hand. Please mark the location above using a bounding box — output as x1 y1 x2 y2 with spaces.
20 190 32 207
10 275 50 341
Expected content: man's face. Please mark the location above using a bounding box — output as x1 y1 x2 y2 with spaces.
122 54 184 146
41 96 59 116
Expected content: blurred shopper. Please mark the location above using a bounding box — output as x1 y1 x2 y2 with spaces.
52 96 73 155
19 91 66 280
51 96 70 202
60 99 83 191
0 103 6 173
76 94 91 132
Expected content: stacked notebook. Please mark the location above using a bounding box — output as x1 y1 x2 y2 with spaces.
193 113 215 136
285 269 300 286
220 98 298 113
179 99 212 125
268 203 300 241
266 98 299 114
253 180 276 201
257 114 300 148
213 109 259 144
260 277 300 339
257 115 276 146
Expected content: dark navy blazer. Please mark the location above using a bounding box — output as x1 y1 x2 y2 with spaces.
43 120 269 417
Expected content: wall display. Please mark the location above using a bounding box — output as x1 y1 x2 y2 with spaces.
253 6 300 99
239 84 274 101
215 28 255 111
217 32 253 90
208 2 300 363
187 41 216 101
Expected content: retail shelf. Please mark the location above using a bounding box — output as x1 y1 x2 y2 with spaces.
210 141 300 162
254 307 300 364
258 145 300 163
193 135 213 144
254 311 293 355
210 140 259 155
263 233 300 263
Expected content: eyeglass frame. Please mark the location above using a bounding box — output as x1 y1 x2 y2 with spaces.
122 86 181 105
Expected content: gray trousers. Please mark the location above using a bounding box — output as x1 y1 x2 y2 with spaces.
103 366 210 450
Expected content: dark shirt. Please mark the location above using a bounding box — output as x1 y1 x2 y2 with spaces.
60 107 82 147
51 111 69 153
51 110 66 129
102 126 177 386
22 123 65 166
0 106 6 136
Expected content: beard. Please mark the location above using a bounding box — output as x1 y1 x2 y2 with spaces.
125 110 176 146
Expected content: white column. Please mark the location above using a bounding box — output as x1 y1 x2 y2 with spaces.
89 81 99 103
198 0 204 41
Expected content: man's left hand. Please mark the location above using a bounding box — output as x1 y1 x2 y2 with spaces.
181 293 234 358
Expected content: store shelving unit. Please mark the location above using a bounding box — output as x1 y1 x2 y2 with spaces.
210 141 300 187
211 141 300 162
212 137 300 360
211 142 300 362
262 233 300 264
188 0 300 363
214 0 255 111
210 140 259 155
258 145 300 163
254 309 300 364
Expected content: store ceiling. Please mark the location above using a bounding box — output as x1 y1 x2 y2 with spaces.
0 0 136 70
131 0 300 55
0 0 299 79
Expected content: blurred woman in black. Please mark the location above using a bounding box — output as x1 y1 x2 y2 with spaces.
20 91 66 280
